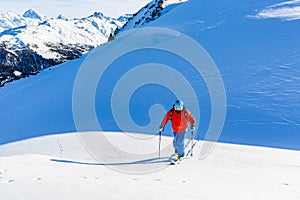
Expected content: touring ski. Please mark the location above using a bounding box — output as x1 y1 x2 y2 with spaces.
169 157 183 165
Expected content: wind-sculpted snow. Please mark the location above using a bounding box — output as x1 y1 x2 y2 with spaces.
147 0 300 150
249 0 300 20
0 0 299 153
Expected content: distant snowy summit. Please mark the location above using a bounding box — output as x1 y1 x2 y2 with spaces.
0 0 185 87
0 9 129 58
22 9 44 20
0 9 130 86
0 10 43 33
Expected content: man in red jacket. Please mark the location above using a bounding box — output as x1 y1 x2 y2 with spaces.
159 100 196 160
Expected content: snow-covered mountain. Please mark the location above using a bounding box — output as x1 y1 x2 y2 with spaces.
0 0 299 149
115 0 186 34
0 9 131 86
0 0 183 87
0 9 45 33
1 0 300 199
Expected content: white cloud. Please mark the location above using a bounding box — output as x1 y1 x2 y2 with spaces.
0 0 152 18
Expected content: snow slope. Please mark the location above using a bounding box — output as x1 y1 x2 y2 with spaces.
0 0 299 148
249 0 300 20
0 132 300 200
0 0 300 199
116 0 187 33
148 0 300 149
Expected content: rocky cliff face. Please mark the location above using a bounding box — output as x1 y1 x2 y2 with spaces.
0 42 94 86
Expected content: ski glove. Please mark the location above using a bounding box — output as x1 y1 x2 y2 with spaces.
191 125 196 131
159 125 164 132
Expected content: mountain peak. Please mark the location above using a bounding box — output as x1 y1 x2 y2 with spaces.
93 12 105 18
23 9 42 20
57 14 67 20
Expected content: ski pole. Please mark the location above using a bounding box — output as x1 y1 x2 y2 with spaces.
158 130 162 158
191 130 194 157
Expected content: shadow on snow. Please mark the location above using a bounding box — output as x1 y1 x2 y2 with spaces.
50 156 170 166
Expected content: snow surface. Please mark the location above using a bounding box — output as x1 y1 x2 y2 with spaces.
250 0 300 20
1 0 297 150
0 132 300 200
0 1 298 147
0 0 300 199
119 0 186 32
162 0 188 8
148 0 300 150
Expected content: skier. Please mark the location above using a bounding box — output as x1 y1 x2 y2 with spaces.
159 100 196 161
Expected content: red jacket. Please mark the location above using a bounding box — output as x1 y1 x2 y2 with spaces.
161 108 196 133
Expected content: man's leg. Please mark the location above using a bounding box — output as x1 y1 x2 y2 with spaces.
173 132 186 157
173 132 178 154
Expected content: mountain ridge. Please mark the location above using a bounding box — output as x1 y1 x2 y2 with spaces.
0 9 130 86
0 0 183 87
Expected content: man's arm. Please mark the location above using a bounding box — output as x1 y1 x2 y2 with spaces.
160 110 171 128
187 110 196 130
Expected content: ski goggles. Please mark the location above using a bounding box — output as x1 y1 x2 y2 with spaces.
174 105 183 111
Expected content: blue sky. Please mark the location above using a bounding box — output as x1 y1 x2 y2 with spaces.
0 0 152 18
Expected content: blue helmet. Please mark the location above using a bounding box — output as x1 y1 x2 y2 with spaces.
174 100 184 111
